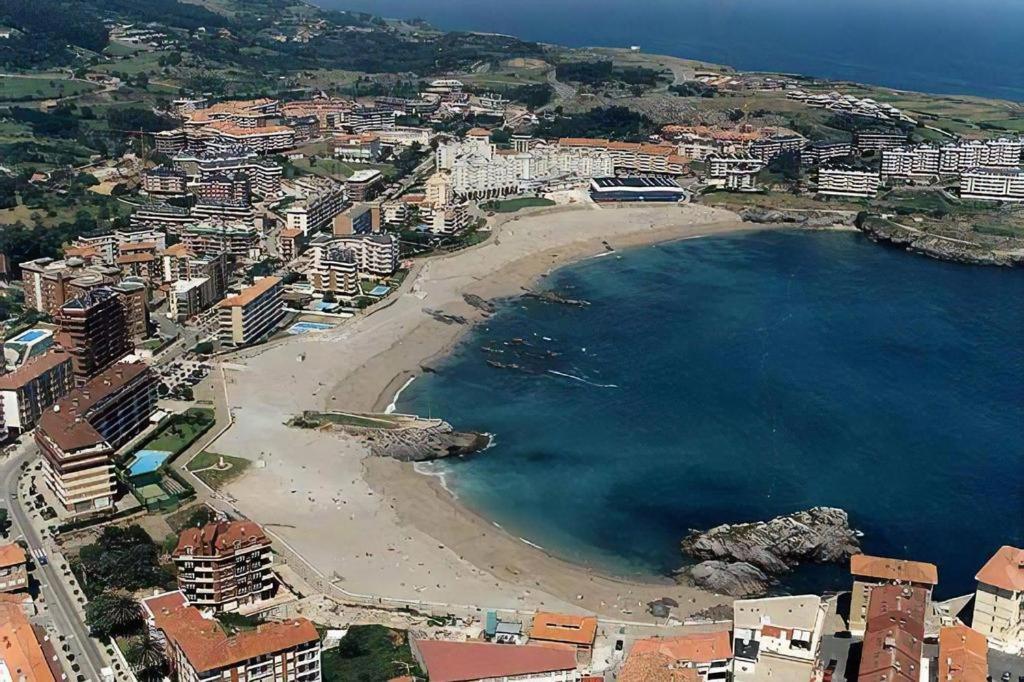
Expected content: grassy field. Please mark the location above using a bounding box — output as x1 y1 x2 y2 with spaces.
700 190 868 212
92 50 175 76
185 451 251 490
0 76 99 102
483 197 556 212
320 626 423 682
290 157 397 180
133 408 216 459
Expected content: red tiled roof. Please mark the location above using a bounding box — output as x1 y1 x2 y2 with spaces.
0 543 27 569
413 640 577 682
938 625 988 682
217 277 281 309
528 612 597 647
0 594 58 682
975 546 1024 592
0 350 70 391
857 586 927 682
173 520 269 557
618 652 701 682
627 631 731 665
850 554 939 585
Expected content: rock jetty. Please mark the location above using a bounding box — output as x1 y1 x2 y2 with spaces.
676 507 861 597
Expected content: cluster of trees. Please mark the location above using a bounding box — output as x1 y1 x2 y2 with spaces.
670 81 718 98
556 60 665 88
535 106 657 142
0 0 108 68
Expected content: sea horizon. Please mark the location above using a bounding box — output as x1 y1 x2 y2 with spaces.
398 229 1024 599
317 0 1024 102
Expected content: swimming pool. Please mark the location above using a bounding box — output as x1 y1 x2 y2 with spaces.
288 322 333 335
128 449 173 476
10 329 48 343
367 285 390 297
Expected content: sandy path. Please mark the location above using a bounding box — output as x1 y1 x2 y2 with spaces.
218 202 763 620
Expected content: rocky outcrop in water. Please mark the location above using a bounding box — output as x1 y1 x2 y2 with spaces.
676 507 861 596
739 208 858 228
858 217 1024 266
366 423 490 462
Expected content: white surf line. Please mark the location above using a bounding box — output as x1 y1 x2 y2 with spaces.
519 537 546 551
385 375 416 414
547 370 618 388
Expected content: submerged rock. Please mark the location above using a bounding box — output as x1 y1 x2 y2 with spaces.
677 507 861 596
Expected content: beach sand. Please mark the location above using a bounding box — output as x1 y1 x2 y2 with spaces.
216 202 764 620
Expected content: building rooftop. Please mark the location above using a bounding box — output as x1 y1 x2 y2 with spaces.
850 554 939 585
627 631 731 665
218 277 282 309
0 543 27 569
857 585 927 682
348 169 382 183
975 545 1024 592
173 520 269 557
528 612 597 647
0 350 70 391
0 594 58 682
937 624 988 682
618 652 701 682
413 640 577 682
733 595 823 631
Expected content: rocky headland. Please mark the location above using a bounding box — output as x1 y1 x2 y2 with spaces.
857 217 1024 266
738 207 858 229
676 507 861 596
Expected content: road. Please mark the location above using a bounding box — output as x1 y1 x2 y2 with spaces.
0 444 108 682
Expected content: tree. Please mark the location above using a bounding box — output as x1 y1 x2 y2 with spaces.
85 592 142 638
75 525 169 598
124 629 167 681
0 509 9 537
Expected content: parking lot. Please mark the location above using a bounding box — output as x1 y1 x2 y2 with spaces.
157 359 211 400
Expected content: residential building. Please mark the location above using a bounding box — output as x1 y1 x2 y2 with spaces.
374 96 438 116
422 201 471 235
58 288 133 385
937 624 988 682
180 221 261 259
205 121 295 153
179 149 282 198
817 166 881 198
0 350 74 433
856 585 927 682
848 554 939 635
749 134 806 162
218 277 285 347
0 544 28 593
168 278 217 321
854 131 910 152
802 141 854 165
285 181 346 236
346 170 384 202
309 246 358 297
881 146 941 178
618 631 731 682
69 232 117 264
129 202 196 233
0 593 62 682
375 126 432 147
142 166 188 195
155 128 188 154
115 242 160 280
410 639 578 682
971 545 1024 654
557 138 687 175
940 138 1023 173
277 228 306 261
194 172 251 207
36 360 158 514
19 258 120 317
284 115 319 142
319 234 398 278
425 172 454 206
706 154 764 191
173 520 274 611
344 106 396 133
333 133 381 162
662 125 763 160
142 591 321 682
331 204 378 236
528 612 597 665
732 595 827 682
110 278 150 340
959 167 1024 202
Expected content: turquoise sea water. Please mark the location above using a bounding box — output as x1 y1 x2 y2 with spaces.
322 0 1024 101
398 231 1024 598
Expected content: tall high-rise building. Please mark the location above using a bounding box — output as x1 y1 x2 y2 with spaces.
58 288 133 384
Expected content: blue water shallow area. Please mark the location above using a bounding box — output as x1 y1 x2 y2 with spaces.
399 230 1024 598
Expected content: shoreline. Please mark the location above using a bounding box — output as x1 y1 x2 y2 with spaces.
215 203 817 620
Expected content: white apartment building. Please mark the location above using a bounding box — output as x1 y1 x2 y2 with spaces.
285 181 346 235
422 202 472 235
959 167 1024 202
309 247 359 296
940 138 1023 173
168 278 216 321
706 154 764 192
732 595 827 682
327 234 399 277
218 277 285 347
972 546 1024 654
817 167 881 198
881 145 941 178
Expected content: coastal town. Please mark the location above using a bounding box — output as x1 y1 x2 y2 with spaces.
0 0 1022 680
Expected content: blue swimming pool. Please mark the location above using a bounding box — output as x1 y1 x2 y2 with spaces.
128 449 173 476
288 322 333 335
10 329 48 343
367 285 390 297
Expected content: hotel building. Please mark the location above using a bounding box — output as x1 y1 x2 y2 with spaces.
971 545 1024 654
58 288 134 384
142 591 321 682
218 277 285 347
856 585 926 682
817 166 881 198
36 360 158 515
959 167 1024 202
732 595 826 682
173 520 274 611
848 554 938 636
0 350 74 433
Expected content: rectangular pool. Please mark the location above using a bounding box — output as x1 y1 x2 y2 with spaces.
128 449 173 476
288 322 333 335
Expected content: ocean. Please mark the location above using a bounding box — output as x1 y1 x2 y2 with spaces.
398 230 1024 598
318 0 1024 101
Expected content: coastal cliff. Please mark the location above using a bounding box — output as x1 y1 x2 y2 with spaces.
739 208 858 229
676 507 861 596
857 216 1024 267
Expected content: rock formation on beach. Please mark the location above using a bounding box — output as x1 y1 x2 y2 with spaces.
738 208 858 228
676 507 861 596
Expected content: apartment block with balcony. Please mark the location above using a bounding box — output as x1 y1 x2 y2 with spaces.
0 350 74 433
173 521 274 611
58 288 134 385
959 167 1024 202
217 277 285 347
817 166 881 198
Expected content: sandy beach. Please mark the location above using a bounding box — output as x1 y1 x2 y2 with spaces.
214 202 768 621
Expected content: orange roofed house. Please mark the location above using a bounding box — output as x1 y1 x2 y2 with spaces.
849 554 938 635
142 591 320 682
528 612 598 665
410 639 579 682
0 544 28 594
856 585 927 682
618 630 731 682
971 545 1024 654
172 520 274 612
0 593 63 682
937 624 988 682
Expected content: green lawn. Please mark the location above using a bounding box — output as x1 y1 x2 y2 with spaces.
483 197 556 213
0 76 99 102
186 451 251 490
132 408 216 459
320 626 423 682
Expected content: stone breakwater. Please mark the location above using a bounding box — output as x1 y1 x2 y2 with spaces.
676 507 862 596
